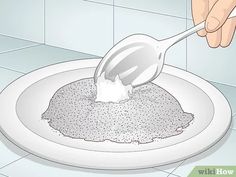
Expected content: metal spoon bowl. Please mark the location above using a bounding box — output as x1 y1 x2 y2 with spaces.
95 9 236 87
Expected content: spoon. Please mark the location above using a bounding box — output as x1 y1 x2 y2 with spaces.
94 9 236 87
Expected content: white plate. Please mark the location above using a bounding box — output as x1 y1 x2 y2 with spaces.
0 59 232 169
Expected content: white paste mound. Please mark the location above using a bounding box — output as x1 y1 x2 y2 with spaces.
95 73 132 103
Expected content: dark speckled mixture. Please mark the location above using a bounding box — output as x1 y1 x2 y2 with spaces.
42 78 194 144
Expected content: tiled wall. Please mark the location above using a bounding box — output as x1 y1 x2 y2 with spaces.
0 0 44 43
45 0 113 56
114 0 187 18
187 20 236 86
1 0 236 86
45 0 188 69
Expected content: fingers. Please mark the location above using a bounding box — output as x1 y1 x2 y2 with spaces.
208 0 218 10
221 18 236 47
206 0 236 32
206 28 222 47
191 0 236 48
192 0 209 36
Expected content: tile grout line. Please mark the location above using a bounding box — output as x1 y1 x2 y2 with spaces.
156 170 174 176
152 167 175 176
0 33 42 45
0 154 30 170
167 173 181 177
0 54 100 74
0 66 25 74
169 160 186 176
211 81 236 88
0 35 97 58
44 44 100 57
0 56 101 75
152 166 174 175
44 0 46 44
208 80 236 89
185 0 188 71
83 0 111 6
112 4 192 20
83 0 192 20
113 0 115 46
185 35 188 71
0 44 43 55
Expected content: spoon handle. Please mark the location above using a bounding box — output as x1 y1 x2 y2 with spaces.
164 8 236 48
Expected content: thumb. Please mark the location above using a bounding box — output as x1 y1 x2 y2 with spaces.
206 0 236 32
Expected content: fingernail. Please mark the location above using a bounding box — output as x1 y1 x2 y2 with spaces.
197 30 207 37
206 17 220 32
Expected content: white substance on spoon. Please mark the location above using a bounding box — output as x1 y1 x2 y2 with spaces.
95 73 132 103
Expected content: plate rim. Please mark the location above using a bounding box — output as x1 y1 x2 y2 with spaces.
0 58 232 169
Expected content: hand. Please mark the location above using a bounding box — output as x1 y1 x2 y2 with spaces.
192 0 236 48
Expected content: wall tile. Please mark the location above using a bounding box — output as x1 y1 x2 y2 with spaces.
0 0 44 43
115 0 187 19
45 0 113 56
114 7 187 69
187 20 236 86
